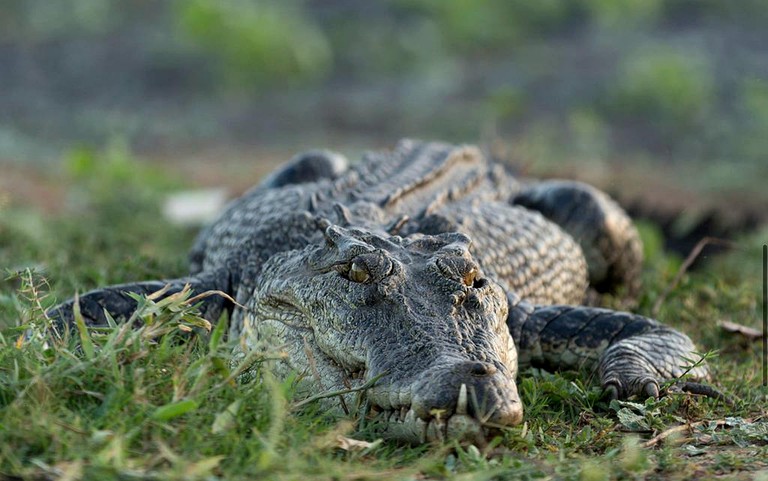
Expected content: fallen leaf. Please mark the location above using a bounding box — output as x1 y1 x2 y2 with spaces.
616 408 651 432
335 435 382 452
719 320 763 341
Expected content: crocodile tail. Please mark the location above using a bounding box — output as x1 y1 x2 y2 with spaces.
47 268 235 334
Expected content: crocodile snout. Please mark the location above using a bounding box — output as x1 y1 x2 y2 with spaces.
410 360 523 429
364 360 523 444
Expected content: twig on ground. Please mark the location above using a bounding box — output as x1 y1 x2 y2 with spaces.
643 420 720 448
719 320 764 341
644 417 756 448
291 372 387 411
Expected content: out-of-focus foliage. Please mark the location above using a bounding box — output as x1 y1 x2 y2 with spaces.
0 142 192 300
604 49 714 147
0 0 766 173
175 0 332 87
67 139 181 193
739 78 768 162
397 0 576 51
582 0 662 29
0 0 115 40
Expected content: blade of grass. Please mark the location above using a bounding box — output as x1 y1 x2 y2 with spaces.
72 294 95 360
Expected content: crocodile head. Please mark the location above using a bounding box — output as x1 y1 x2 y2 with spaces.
243 221 522 444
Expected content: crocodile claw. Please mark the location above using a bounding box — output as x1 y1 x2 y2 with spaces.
602 383 620 401
601 378 659 401
643 380 660 399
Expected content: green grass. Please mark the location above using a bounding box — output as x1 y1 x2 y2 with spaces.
0 161 766 480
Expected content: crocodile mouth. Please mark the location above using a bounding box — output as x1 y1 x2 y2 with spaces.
364 384 494 445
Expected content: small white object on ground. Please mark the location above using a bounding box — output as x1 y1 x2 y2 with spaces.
163 189 229 226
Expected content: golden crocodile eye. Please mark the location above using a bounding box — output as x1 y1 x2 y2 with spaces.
349 262 370 283
463 268 477 287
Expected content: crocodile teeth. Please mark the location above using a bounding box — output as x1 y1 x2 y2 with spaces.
404 408 416 425
456 383 468 415
426 418 445 442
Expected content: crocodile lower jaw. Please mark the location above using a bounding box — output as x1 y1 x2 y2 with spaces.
366 406 491 445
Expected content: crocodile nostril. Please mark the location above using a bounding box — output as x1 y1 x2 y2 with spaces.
469 362 497 376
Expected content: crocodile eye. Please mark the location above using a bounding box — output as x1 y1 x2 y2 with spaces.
348 261 371 283
436 257 481 287
462 268 477 287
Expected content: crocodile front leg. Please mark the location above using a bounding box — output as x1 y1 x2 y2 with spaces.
47 268 236 334
505 293 710 399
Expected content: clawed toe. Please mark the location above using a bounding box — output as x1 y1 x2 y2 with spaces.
642 380 660 399
601 376 734 407
602 383 620 401
601 377 660 401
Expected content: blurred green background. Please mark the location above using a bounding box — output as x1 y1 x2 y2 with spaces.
0 0 766 213
2 4 767 478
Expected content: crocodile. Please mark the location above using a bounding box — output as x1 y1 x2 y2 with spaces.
49 139 711 444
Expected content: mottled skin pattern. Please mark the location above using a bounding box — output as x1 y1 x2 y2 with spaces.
50 140 709 444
